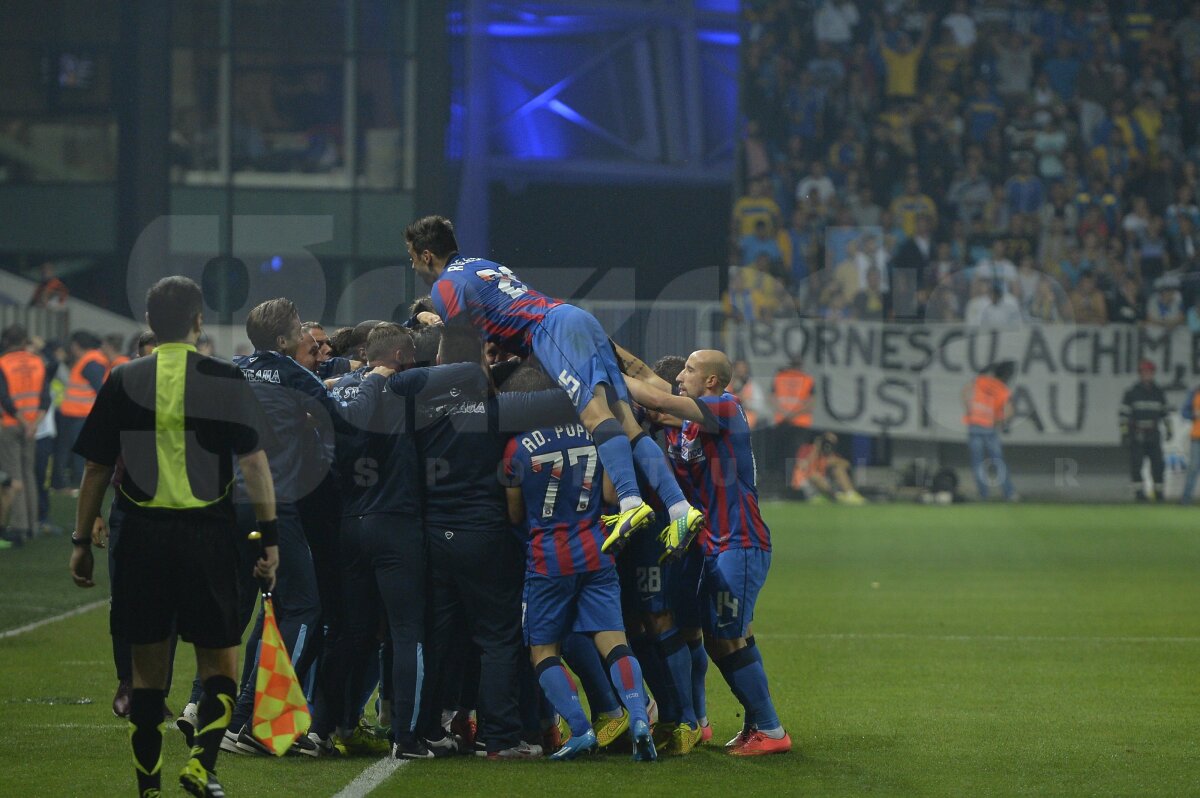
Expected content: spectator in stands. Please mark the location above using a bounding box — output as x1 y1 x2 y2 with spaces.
879 24 931 102
965 80 1004 145
1109 275 1145 325
855 234 889 293
1028 278 1066 323
966 280 1022 328
1069 272 1109 324
740 219 783 268
733 176 783 239
848 184 883 227
1005 156 1046 216
995 32 1035 99
974 240 1018 294
851 265 888 322
795 159 837 209
29 262 68 311
1170 215 1200 269
1145 277 1184 328
814 0 859 49
890 174 938 238
728 359 768 430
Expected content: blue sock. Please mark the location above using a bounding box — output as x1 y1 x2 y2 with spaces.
713 647 753 727
656 630 697 726
687 638 709 722
535 658 591 738
717 646 780 733
631 633 674 721
605 646 649 729
561 633 619 715
631 433 688 514
593 419 640 504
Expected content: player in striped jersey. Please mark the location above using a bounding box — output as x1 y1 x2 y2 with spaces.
623 349 792 757
502 394 657 762
405 215 703 560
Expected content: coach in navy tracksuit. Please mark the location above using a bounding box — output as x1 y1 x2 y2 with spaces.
222 299 392 750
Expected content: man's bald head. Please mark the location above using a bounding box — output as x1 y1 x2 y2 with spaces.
678 348 733 398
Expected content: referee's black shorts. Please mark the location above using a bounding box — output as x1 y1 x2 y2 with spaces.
110 509 244 649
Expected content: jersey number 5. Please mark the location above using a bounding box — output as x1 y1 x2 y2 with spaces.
475 266 528 299
529 445 597 518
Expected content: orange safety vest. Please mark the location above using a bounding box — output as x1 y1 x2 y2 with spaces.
1191 390 1200 440
61 349 109 418
963 375 1009 428
107 354 130 377
730 379 759 428
0 350 46 428
773 368 814 428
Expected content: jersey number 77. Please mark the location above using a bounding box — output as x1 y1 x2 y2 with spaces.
529 445 597 518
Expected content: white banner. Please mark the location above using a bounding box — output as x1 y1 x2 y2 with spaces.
733 320 1198 444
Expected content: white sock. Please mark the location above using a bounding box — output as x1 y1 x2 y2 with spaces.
667 501 691 522
698 716 709 728
619 496 642 513
758 725 785 739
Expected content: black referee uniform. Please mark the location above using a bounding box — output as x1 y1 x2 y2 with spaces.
71 337 273 796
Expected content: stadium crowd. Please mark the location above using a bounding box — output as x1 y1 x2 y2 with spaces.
730 0 1200 327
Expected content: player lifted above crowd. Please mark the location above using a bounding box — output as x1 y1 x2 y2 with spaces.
404 215 703 558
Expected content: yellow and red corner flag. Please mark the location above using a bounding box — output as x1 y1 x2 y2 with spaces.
251 594 311 756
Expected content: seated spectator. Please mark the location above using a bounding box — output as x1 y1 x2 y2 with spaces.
830 238 863 300
1170 216 1200 270
1032 113 1069 180
964 80 1004 145
1054 245 1088 289
1040 181 1079 233
1005 156 1046 216
1039 215 1072 270
965 280 1023 328
848 184 883 227
851 266 888 321
740 219 783 267
1108 275 1145 325
795 160 837 209
947 160 992 223
1122 196 1152 240
974 240 1018 294
982 185 1012 236
1133 216 1171 284
819 280 852 320
789 432 866 505
1145 277 1184 328
1166 185 1200 239
855 234 890 292
1068 272 1108 324
1015 256 1043 312
1028 278 1066 323
889 174 938 238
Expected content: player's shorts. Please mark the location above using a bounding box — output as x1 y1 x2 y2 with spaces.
110 509 244 649
700 547 771 640
672 546 706 631
532 303 630 411
523 565 625 646
618 520 673 615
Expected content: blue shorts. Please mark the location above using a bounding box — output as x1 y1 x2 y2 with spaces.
533 304 630 412
700 547 771 640
672 547 705 631
618 521 673 616
523 566 625 646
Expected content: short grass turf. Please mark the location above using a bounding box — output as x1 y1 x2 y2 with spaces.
1 500 1197 797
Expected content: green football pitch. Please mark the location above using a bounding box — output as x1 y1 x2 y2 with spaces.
2 500 1197 797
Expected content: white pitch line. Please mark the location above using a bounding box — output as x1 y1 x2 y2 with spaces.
0 600 107 640
763 632 1200 644
330 757 407 798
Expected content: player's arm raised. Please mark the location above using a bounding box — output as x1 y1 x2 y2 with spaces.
623 375 717 431
610 340 672 393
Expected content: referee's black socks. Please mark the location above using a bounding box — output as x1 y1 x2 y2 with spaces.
129 688 165 795
193 675 238 771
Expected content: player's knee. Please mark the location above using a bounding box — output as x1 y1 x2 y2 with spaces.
644 611 675 636
603 644 633 670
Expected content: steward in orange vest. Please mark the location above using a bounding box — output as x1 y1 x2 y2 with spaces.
772 362 814 428
61 332 109 418
0 324 50 542
101 333 130 376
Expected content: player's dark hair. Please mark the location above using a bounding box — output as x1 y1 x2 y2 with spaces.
992 360 1015 382
246 298 298 352
103 332 125 352
0 324 28 351
652 355 686 385
348 319 385 356
409 296 436 319
501 364 556 393
405 215 459 258
135 330 157 354
146 276 203 342
365 323 414 365
438 326 483 365
329 326 355 357
412 325 443 367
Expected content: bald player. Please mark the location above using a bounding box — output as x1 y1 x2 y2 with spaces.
623 349 790 757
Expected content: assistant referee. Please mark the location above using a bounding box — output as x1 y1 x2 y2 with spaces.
68 276 279 798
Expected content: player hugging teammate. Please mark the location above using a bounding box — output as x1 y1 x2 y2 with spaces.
84 215 790 797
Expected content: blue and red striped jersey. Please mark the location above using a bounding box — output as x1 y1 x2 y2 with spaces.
667 392 771 555
431 256 561 356
504 423 611 576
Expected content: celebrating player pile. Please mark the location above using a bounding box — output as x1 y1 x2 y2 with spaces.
71 215 789 798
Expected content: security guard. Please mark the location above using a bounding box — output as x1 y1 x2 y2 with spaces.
1120 360 1170 502
0 324 49 542
55 331 108 490
69 276 279 798
771 357 814 490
